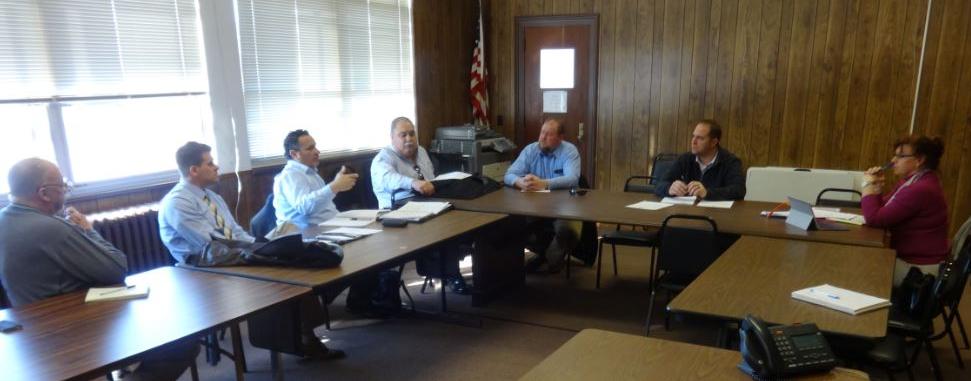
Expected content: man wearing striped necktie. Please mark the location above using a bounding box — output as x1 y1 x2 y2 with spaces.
159 142 345 360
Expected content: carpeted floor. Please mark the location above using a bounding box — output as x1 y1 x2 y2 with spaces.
178 239 971 380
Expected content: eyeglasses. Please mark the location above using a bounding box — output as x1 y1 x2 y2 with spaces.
40 179 74 194
413 165 425 181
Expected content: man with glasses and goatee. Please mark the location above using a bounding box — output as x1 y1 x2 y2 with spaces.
370 117 471 294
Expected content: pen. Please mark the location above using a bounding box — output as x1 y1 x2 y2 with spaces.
99 285 135 296
766 202 789 218
810 288 841 300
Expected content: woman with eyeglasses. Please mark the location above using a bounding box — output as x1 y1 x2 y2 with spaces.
861 135 948 286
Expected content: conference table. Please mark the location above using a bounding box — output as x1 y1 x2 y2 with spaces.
668 236 896 339
447 187 887 248
184 210 512 305
0 266 310 381
520 329 869 380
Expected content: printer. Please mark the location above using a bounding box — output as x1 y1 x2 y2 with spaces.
430 124 516 176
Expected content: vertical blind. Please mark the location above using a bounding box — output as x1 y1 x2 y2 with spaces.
238 0 415 160
0 0 210 190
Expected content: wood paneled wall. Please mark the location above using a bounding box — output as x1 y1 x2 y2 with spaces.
485 0 971 232
412 0 476 147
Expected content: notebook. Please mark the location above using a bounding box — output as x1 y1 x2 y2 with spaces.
791 284 890 315
379 201 452 222
84 285 150 303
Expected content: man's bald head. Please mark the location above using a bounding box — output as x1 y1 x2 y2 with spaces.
8 158 58 198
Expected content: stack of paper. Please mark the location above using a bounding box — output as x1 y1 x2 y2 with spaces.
791 284 890 315
380 201 452 222
320 209 383 227
759 208 865 225
316 227 382 244
660 196 698 205
85 285 150 303
697 200 734 209
626 200 672 211
433 171 473 181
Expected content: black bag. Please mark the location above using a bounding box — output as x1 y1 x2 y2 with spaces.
429 175 502 199
896 267 937 318
189 234 343 268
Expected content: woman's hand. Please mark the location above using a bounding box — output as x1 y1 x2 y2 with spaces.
862 166 885 197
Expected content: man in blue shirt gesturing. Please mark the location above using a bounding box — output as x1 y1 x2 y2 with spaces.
504 118 582 273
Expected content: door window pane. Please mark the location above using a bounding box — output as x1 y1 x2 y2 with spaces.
540 48 575 89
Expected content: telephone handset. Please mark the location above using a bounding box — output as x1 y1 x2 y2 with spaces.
739 314 837 379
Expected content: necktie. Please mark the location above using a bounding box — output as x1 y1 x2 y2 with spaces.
203 194 233 240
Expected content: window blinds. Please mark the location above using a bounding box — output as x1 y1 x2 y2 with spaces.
238 0 415 160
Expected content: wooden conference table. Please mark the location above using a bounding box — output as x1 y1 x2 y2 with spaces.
448 187 887 248
0 266 309 381
668 236 896 338
185 210 511 305
521 329 869 381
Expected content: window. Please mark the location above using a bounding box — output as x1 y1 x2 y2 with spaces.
540 48 575 89
0 0 212 194
238 0 416 161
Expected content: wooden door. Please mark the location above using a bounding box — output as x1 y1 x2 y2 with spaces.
516 15 598 187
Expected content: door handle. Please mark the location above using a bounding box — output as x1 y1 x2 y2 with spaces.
578 122 585 140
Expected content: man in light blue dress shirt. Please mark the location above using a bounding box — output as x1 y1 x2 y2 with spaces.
504 118 583 273
159 142 344 360
158 143 254 263
274 130 402 316
370 117 470 294
272 131 358 229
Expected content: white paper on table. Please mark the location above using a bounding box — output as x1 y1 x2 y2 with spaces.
337 209 384 220
433 171 473 181
318 218 374 227
325 227 382 236
697 200 734 209
521 189 551 193
626 201 672 211
660 196 697 205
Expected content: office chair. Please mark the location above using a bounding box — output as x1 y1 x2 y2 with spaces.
867 267 950 381
886 241 971 372
249 193 276 240
815 188 862 208
595 154 678 288
645 214 720 336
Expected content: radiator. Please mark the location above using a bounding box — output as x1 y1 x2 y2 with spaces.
89 204 173 274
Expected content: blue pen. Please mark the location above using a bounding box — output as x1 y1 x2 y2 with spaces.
810 288 841 300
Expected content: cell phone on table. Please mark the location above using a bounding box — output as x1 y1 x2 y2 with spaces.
1 320 22 333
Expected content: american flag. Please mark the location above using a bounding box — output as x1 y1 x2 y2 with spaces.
470 0 489 127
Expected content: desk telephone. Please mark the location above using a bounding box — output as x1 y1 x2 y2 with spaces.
739 315 837 379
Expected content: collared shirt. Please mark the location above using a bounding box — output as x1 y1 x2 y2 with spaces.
273 160 339 229
371 145 436 209
0 203 127 307
504 141 581 190
696 151 719 175
159 180 254 263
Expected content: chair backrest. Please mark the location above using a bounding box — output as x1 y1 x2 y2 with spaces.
250 193 276 239
815 188 862 208
650 153 679 184
0 280 9 309
940 240 971 311
952 215 971 260
656 214 720 278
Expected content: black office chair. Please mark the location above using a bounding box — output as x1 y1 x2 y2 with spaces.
886 241 971 373
594 153 678 289
645 214 720 336
815 188 862 208
867 267 949 381
249 193 276 240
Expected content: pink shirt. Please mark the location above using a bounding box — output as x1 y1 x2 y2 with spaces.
862 171 949 265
